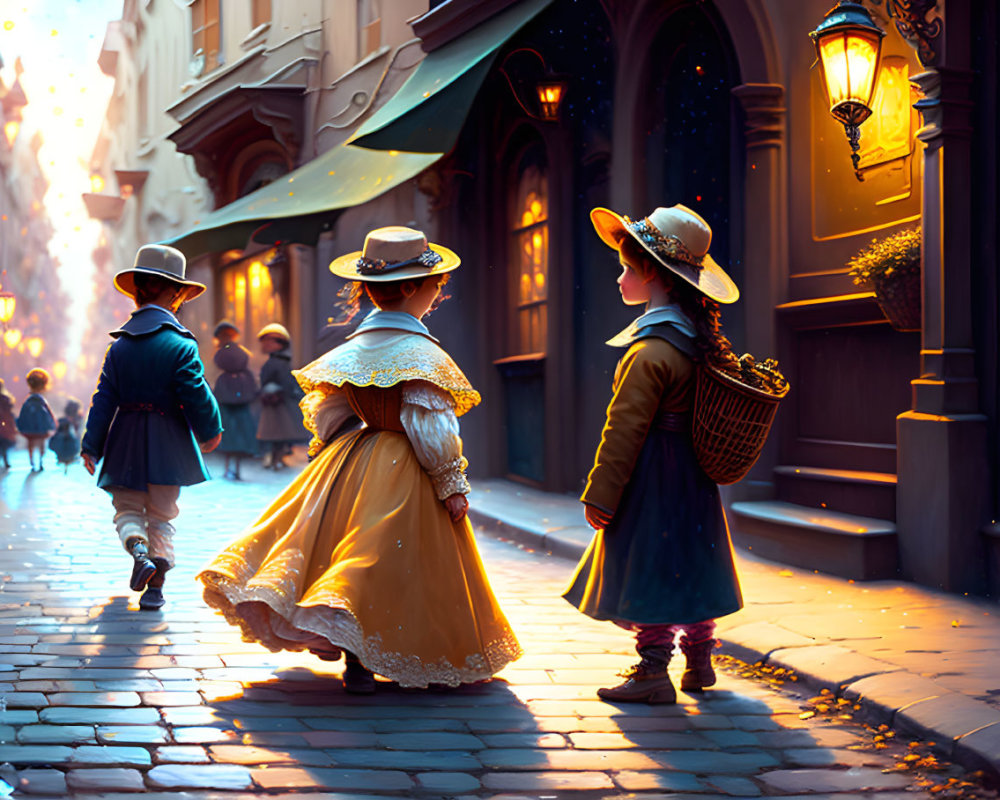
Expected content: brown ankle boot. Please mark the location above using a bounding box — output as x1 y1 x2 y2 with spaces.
598 646 676 704
679 635 717 691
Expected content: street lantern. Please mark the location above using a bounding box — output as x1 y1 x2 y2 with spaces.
3 329 21 349
0 292 15 324
535 78 567 122
809 0 886 181
25 337 44 359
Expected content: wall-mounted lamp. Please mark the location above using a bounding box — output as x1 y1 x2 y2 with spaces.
500 48 567 123
535 79 567 123
809 0 886 181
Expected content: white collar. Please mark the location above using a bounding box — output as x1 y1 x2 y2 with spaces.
347 309 439 343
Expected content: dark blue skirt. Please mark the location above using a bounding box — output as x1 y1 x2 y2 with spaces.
48 431 80 463
218 403 258 456
563 426 743 625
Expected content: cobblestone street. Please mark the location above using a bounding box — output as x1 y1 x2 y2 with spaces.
0 454 968 798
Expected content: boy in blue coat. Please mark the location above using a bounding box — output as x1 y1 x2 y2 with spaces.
82 244 222 611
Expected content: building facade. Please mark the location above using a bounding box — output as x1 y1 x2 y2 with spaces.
90 0 1000 599
0 53 69 400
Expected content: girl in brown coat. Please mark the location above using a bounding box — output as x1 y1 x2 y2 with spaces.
564 205 744 704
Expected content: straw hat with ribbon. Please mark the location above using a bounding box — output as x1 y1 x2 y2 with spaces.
329 226 460 283
114 244 206 302
590 204 739 304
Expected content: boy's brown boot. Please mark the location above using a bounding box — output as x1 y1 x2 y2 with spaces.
139 558 171 611
679 635 717 691
598 646 676 704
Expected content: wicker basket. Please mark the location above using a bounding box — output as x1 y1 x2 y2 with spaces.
872 269 921 332
693 364 789 485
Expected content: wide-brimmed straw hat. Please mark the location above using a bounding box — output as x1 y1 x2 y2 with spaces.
329 226 460 283
590 204 739 304
114 244 206 302
257 323 291 344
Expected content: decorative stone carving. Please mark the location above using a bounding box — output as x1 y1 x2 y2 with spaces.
732 84 785 149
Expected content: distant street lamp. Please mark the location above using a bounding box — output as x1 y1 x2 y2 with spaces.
25 337 44 360
0 291 14 380
0 292 15 325
809 0 886 181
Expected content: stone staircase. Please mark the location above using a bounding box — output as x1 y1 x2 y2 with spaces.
729 466 899 580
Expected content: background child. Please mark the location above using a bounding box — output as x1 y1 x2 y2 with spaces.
81 244 221 611
199 226 520 694
63 398 83 438
255 323 304 470
563 204 743 704
0 379 16 469
16 368 57 472
211 320 258 480
48 416 80 473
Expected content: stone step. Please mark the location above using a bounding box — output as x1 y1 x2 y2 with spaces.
774 465 897 521
729 500 898 581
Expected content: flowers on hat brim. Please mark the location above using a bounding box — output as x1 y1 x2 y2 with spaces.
329 242 460 282
589 207 739 304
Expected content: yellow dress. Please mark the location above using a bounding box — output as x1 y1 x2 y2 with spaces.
198 322 521 687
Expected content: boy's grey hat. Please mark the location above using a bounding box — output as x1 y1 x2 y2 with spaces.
114 244 206 301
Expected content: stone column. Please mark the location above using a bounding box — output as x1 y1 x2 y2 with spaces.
731 84 787 494
896 65 990 593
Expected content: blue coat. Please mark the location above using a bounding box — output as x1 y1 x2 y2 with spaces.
81 306 223 491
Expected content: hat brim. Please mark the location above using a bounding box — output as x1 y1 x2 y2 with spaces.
590 207 740 304
114 268 206 302
329 243 460 282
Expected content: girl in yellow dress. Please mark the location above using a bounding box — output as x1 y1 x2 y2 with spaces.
198 227 521 693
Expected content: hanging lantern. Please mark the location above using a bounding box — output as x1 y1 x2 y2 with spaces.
535 78 567 122
809 0 886 181
0 292 15 324
25 337 44 359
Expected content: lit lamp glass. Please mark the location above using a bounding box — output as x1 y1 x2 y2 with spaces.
3 329 21 349
809 0 885 181
25 337 44 359
536 79 566 122
0 292 15 324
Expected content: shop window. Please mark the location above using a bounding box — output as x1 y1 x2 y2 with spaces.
191 0 222 77
252 0 271 29
222 256 284 341
509 161 548 356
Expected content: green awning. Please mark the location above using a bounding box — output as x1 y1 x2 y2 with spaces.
349 0 553 153
166 144 441 257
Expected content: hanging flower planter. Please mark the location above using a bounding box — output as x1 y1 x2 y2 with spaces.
848 227 921 332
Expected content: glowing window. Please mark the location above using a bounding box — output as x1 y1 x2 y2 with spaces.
509 163 548 355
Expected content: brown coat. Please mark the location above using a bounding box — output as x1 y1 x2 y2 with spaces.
581 337 694 514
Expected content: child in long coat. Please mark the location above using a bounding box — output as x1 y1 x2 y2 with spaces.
0 379 16 469
48 417 80 473
212 321 258 480
82 244 222 611
563 205 744 704
199 227 521 694
255 323 305 470
16 368 57 472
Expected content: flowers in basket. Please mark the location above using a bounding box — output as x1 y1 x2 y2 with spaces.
846 228 921 332
847 227 921 301
708 339 789 396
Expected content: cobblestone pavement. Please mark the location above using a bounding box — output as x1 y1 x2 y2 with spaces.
0 452 974 798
